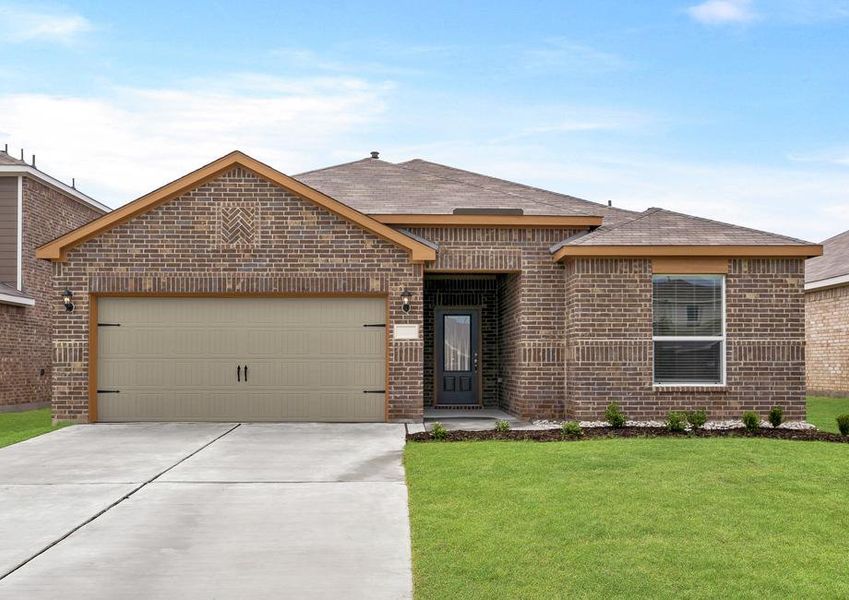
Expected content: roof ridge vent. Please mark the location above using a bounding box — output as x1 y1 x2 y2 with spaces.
370 151 379 159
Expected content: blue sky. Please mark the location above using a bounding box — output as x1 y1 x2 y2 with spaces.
0 0 847 240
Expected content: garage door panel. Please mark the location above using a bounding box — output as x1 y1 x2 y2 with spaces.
97 297 387 422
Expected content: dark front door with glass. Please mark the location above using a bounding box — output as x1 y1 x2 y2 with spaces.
435 308 480 406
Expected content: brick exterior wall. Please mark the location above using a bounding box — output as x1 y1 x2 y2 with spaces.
806 284 849 396
407 227 580 419
565 257 806 421
0 177 101 411
498 272 522 413
46 166 811 423
50 167 423 422
423 275 501 407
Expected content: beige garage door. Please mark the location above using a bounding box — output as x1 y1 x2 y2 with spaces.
96 297 386 422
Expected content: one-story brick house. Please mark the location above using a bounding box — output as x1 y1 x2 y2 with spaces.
805 229 849 396
37 151 821 423
0 150 107 411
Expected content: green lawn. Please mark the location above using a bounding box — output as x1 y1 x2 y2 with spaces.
807 396 849 433
0 408 70 449
405 438 849 599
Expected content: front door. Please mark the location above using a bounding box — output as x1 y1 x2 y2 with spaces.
435 308 480 406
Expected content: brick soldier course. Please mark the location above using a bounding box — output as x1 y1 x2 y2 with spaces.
36 150 821 423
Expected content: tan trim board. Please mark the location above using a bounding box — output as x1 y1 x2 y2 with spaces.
85 291 389 299
37 151 436 263
652 257 729 274
88 295 98 423
553 244 823 262
372 214 602 228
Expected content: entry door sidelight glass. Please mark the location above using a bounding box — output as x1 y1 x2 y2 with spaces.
443 315 471 372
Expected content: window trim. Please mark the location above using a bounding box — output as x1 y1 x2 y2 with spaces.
16 175 22 291
652 273 726 387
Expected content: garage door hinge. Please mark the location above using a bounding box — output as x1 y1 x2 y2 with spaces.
97 390 120 394
362 323 386 328
363 389 386 394
97 323 121 327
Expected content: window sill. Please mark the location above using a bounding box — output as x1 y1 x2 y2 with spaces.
653 384 726 393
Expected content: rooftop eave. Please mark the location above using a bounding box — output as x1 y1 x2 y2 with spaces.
373 214 603 228
0 165 109 213
805 272 849 292
552 244 824 262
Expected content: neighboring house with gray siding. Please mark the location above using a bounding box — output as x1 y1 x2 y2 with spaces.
37 150 821 424
806 229 849 396
0 150 108 411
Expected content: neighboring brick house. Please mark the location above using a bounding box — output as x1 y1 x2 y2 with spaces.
805 229 849 396
36 151 821 423
0 150 108 411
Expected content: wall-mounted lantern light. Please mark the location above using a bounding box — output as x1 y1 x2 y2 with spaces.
62 289 74 312
401 288 413 314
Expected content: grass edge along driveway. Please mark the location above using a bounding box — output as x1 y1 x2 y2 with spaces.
405 437 849 599
0 408 70 449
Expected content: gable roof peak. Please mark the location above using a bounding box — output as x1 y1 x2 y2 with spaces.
37 150 436 263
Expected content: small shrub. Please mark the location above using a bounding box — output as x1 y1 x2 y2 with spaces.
742 411 760 432
561 421 583 437
768 406 784 428
494 419 511 433
837 414 849 436
430 422 448 440
666 411 687 433
687 409 708 430
605 402 626 428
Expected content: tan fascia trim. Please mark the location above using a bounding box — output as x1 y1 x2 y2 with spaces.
372 214 603 228
37 151 436 263
552 244 824 262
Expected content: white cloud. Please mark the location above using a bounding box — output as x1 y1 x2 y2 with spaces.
520 39 627 73
788 147 849 166
0 74 391 206
687 0 757 24
0 4 93 44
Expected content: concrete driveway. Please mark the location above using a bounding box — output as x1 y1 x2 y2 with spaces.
0 423 411 599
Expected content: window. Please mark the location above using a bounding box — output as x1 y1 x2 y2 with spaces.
652 275 724 385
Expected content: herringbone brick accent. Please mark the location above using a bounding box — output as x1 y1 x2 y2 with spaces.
217 202 258 249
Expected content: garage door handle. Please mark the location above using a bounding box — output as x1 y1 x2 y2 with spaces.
244 365 248 382
237 365 241 382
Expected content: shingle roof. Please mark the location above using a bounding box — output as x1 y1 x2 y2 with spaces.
806 229 849 284
0 151 26 166
398 159 638 224
295 157 616 217
553 207 813 251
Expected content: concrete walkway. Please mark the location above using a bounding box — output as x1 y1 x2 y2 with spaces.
0 423 411 599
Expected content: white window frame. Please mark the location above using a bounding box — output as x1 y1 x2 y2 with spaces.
652 274 726 387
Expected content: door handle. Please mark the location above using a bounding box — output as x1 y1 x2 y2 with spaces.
237 365 241 382
473 353 478 372
244 364 248 382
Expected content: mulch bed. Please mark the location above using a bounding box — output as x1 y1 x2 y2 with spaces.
407 426 849 443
